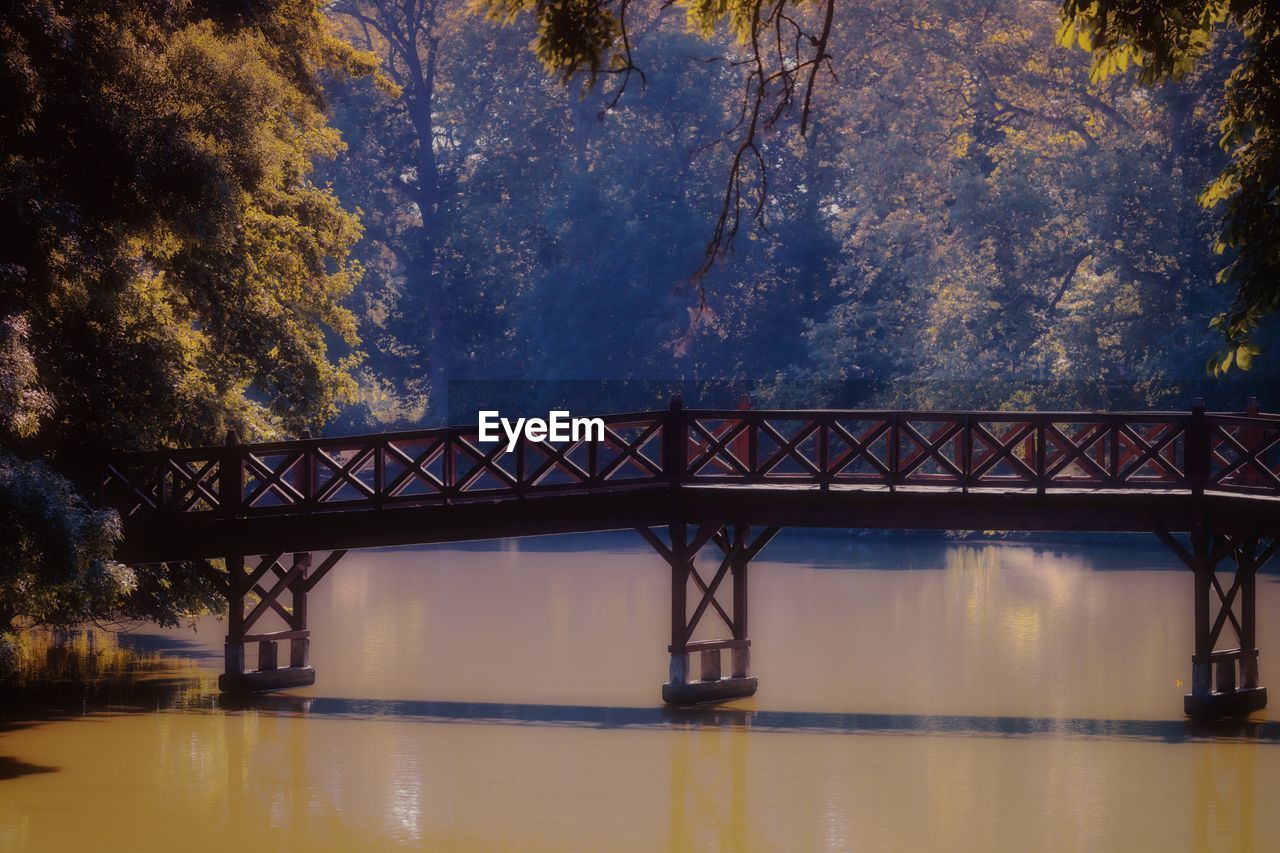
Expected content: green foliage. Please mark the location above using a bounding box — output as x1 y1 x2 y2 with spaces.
438 0 1261 409
472 0 769 83
475 0 620 82
1059 0 1280 368
325 3 834 420
0 1 374 629
0 452 126 633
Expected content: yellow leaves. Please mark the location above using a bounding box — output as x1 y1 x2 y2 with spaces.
1055 18 1076 48
680 0 758 43
1198 173 1238 209
1207 318 1261 374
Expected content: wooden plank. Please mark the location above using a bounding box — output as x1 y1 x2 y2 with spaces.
244 553 284 592
1145 513 1195 570
302 550 347 594
115 481 1280 563
242 629 310 642
244 562 305 631
683 547 735 643
683 638 750 652
635 527 672 563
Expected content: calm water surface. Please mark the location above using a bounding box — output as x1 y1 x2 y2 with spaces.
3 533 1279 851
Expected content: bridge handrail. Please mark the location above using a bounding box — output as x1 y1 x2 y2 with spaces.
681 408 1198 419
98 407 1280 518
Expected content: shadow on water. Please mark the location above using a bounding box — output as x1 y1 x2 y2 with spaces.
0 754 56 780
214 693 1280 745
113 631 222 661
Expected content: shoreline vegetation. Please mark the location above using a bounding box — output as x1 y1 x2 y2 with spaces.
0 627 203 714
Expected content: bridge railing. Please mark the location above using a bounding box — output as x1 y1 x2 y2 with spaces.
100 411 668 518
100 405 1280 518
1204 414 1280 496
681 409 1194 492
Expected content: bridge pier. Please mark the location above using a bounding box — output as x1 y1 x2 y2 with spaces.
218 550 346 693
1151 520 1277 719
639 523 779 706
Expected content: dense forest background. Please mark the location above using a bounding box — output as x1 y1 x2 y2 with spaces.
2 0 1278 646
323 0 1279 428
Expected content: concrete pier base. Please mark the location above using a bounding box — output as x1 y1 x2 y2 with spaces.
1184 686 1267 719
662 676 758 706
218 666 316 694
1186 652 1267 719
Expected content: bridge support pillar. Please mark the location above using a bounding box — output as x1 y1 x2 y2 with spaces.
218 550 345 694
639 523 779 706
1153 520 1276 719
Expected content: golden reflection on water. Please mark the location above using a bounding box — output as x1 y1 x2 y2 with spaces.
3 534 1280 851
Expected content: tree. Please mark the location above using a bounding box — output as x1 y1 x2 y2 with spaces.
1057 1 1280 371
478 0 1279 369
0 0 376 641
473 0 840 326
324 0 842 417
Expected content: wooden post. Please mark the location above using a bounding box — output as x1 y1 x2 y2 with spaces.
1240 536 1259 689
1035 418 1047 495
665 395 686 485
700 649 722 682
221 429 242 517
669 521 689 687
731 526 750 679
735 394 751 472
1191 521 1212 700
290 551 311 668
888 412 900 491
224 554 246 677
298 429 313 505
258 640 278 671
1189 398 1207 497
1244 397 1261 489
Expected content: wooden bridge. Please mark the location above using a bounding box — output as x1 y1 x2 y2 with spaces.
100 398 1280 718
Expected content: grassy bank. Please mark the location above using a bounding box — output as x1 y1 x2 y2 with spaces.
0 627 203 712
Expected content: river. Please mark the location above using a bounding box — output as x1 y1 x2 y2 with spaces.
2 532 1278 851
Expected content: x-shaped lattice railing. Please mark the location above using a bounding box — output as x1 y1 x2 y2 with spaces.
1043 422 1111 482
311 447 377 503
1209 426 1280 490
687 419 751 477
596 422 663 480
103 407 1280 520
969 421 1037 482
383 438 447 497
827 419 892 479
523 438 593 486
755 420 822 478
243 451 307 508
898 420 964 481
1115 422 1184 483
452 435 518 492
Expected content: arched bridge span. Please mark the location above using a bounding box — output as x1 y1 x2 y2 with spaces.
100 399 1280 717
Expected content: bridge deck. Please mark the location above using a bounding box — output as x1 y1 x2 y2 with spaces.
101 403 1280 562
115 482 1279 562
104 403 1280 718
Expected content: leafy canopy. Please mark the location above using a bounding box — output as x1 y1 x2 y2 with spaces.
476 0 1280 370
1059 0 1280 373
0 0 376 635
